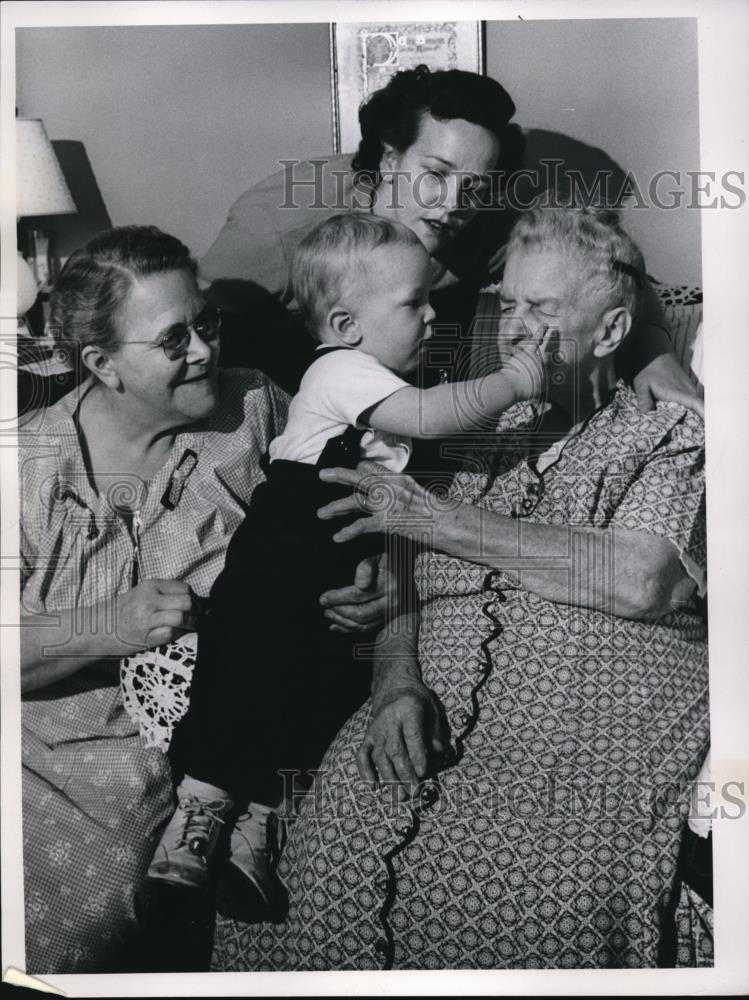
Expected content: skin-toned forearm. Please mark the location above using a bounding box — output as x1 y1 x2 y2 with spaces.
431 503 694 621
368 324 551 437
368 372 521 439
359 607 447 790
21 606 127 694
419 373 522 436
21 579 200 694
370 609 423 711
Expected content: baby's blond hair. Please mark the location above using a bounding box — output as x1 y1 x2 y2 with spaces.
291 212 423 339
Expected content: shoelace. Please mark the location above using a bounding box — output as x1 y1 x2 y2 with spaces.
234 806 288 870
177 795 227 857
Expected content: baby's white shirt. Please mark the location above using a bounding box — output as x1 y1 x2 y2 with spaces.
268 348 412 472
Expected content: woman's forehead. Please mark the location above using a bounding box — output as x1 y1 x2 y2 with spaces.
503 246 571 297
408 113 500 173
118 269 201 333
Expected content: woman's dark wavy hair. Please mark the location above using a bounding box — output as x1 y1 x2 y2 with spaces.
50 225 196 357
352 66 526 187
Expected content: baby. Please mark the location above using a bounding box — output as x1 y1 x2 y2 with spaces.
148 213 551 916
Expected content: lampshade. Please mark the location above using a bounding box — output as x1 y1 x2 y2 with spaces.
16 118 76 218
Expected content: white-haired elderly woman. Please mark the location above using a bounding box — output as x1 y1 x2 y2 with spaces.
214 206 708 971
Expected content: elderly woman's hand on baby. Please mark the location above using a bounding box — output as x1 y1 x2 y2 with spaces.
319 552 399 634
113 579 201 651
318 467 440 543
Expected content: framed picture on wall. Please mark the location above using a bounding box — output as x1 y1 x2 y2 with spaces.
329 20 485 154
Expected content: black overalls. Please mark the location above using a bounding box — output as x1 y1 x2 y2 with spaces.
169 347 382 806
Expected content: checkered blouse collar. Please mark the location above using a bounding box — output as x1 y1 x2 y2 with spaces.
38 376 208 512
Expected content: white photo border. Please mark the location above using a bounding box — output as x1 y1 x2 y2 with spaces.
1 0 748 996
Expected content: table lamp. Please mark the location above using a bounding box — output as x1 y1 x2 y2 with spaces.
16 117 76 327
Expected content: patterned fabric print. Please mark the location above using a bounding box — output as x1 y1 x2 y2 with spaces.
674 884 713 967
421 383 707 601
23 683 174 972
20 369 289 610
214 703 415 971
653 285 702 308
20 369 288 973
384 586 708 969
214 382 708 971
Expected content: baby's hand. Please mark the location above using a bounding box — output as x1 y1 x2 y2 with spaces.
502 324 556 403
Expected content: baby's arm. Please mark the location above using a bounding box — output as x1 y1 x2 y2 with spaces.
365 326 554 439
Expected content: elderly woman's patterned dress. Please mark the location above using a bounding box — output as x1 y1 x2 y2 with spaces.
214 382 708 970
20 369 287 973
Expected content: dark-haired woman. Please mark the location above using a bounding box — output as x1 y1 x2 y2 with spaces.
19 225 386 973
201 66 700 415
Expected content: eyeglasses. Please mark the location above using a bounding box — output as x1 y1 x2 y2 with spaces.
156 304 221 360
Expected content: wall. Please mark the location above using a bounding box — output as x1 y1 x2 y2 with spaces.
16 24 333 259
16 18 701 283
485 17 701 284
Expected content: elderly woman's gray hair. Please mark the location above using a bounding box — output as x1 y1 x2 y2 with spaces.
506 206 646 321
49 225 197 358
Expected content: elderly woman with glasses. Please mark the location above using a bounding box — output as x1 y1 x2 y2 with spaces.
18 225 389 973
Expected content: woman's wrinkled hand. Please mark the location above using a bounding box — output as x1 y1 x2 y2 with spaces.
633 351 704 418
113 579 200 651
357 683 448 799
318 467 441 544
319 552 399 634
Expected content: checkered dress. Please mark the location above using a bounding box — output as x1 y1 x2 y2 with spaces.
20 369 288 973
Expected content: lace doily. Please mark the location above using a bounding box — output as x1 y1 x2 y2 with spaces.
120 631 197 751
